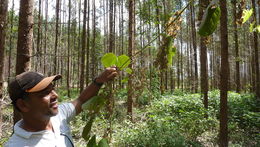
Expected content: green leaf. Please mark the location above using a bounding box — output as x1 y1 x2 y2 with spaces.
249 22 255 32
116 55 130 70
125 68 133 74
101 53 117 68
242 9 253 24
198 1 221 36
167 47 176 67
98 138 109 147
87 135 97 147
121 77 129 83
82 118 94 141
165 36 175 66
82 96 106 114
255 25 260 33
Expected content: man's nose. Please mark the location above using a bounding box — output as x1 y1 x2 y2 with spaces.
50 90 58 99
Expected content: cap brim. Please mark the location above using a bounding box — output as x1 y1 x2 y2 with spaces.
25 75 61 92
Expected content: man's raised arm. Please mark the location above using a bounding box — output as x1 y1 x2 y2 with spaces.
71 67 118 115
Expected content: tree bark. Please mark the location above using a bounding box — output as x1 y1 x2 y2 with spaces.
80 0 87 92
232 0 241 93
191 3 198 93
15 0 34 124
251 0 260 99
8 0 14 84
0 0 8 137
54 0 60 74
219 0 229 146
36 0 42 72
67 0 71 97
91 0 96 79
86 0 90 86
43 0 48 75
127 0 135 121
198 0 209 111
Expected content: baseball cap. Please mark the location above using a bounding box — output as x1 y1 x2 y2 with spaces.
9 71 61 104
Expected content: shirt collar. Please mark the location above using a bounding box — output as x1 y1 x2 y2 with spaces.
14 119 56 139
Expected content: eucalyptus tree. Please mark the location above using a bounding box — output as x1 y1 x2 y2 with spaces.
80 0 88 92
128 0 135 121
251 0 260 99
219 0 229 146
15 0 35 123
0 0 8 137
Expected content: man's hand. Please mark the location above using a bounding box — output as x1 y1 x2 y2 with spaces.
72 66 119 115
95 67 118 83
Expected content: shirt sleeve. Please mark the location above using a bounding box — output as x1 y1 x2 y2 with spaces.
58 102 76 123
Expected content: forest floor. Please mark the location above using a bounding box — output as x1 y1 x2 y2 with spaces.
1 88 259 147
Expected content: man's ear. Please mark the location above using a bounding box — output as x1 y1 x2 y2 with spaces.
16 99 30 112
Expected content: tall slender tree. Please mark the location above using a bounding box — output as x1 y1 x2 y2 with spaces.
54 0 60 74
128 0 135 121
190 3 198 92
219 0 229 146
8 0 15 84
80 0 87 92
86 0 90 85
232 0 241 93
36 0 42 72
0 0 8 137
91 0 96 79
15 0 34 124
198 0 209 111
67 0 71 97
251 0 260 99
43 0 48 75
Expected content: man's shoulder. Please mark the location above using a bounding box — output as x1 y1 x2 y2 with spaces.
56 102 76 121
4 133 28 147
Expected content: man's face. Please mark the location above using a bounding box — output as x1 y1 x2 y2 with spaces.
25 84 59 119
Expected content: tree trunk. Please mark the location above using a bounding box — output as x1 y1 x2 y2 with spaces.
77 0 81 90
80 0 87 92
86 0 90 86
8 0 15 84
67 0 71 97
198 0 209 112
127 0 135 121
232 0 240 93
36 0 42 72
15 0 34 124
219 0 229 146
0 0 8 137
191 3 198 93
251 0 260 99
91 0 96 79
109 0 114 53
54 0 60 74
43 0 48 75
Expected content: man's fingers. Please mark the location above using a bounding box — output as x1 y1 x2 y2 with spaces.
107 72 118 79
106 67 117 72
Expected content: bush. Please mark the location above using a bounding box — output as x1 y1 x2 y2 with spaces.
114 120 188 147
113 90 259 146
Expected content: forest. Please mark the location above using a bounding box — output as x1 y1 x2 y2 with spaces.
0 0 259 146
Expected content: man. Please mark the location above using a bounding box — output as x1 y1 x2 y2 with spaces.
4 67 118 147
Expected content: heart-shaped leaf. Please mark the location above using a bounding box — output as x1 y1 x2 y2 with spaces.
101 53 117 68
116 55 130 70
